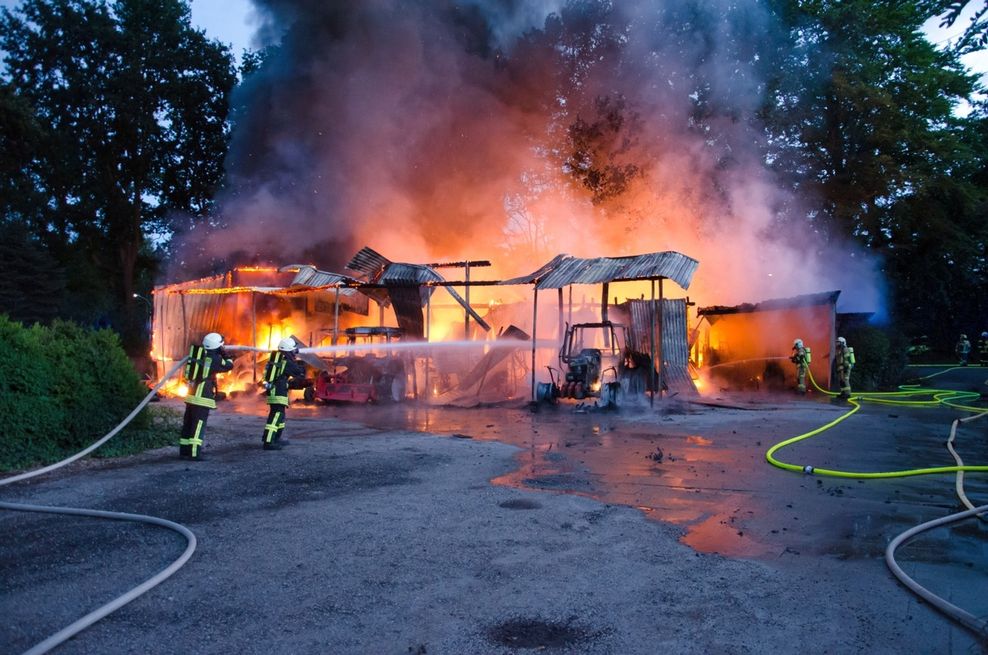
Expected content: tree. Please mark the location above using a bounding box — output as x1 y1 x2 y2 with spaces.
0 0 236 350
0 223 66 324
762 0 986 346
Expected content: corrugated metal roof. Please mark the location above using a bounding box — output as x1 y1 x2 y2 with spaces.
380 262 442 285
501 251 699 291
346 246 390 279
340 247 491 332
283 264 363 297
699 291 840 316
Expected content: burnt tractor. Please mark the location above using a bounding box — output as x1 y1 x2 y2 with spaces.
305 326 407 404
536 321 627 408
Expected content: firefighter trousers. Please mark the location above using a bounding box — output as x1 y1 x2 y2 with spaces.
179 404 211 459
262 403 288 447
837 366 852 397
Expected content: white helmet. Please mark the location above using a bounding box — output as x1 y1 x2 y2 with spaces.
793 339 803 348
836 336 846 346
278 336 298 352
202 332 224 350
960 334 967 340
981 332 987 338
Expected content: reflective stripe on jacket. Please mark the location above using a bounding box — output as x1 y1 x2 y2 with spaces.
184 349 233 409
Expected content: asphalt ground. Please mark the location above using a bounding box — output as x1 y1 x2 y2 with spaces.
1 366 986 654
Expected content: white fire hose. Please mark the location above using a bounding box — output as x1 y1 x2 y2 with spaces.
0 358 193 655
883 410 988 641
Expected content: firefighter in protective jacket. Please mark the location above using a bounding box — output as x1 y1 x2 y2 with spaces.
979 332 988 367
261 336 306 450
955 334 972 366
179 332 233 460
835 336 855 399
790 338 811 394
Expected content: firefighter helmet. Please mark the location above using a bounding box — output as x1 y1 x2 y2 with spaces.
836 337 846 346
202 332 224 350
793 339 803 348
960 334 967 340
982 332 987 338
278 336 298 352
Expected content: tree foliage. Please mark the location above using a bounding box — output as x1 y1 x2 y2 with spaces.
762 0 987 345
0 0 236 350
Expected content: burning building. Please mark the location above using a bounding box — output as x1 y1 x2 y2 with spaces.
150 265 376 396
153 247 708 406
694 291 842 392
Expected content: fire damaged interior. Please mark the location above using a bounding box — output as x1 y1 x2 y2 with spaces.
153 248 858 405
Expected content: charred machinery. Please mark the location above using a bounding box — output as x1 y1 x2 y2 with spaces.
537 321 627 407
307 326 407 404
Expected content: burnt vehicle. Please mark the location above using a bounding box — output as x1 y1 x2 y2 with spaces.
536 321 629 408
305 326 407 404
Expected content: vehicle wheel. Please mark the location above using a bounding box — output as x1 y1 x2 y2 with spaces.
536 382 557 404
601 381 623 409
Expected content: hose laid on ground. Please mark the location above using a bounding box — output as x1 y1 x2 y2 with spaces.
884 504 988 639
764 364 988 641
0 358 192 655
765 369 988 478
883 405 988 642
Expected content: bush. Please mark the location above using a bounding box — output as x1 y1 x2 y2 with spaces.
0 315 173 471
841 325 910 391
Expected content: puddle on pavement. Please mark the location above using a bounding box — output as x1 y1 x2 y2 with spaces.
304 402 786 559
256 400 986 565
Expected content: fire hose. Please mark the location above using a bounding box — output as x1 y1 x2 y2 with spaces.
0 357 192 655
765 365 988 641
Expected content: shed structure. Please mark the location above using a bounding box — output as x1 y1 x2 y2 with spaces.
696 291 840 391
502 251 700 400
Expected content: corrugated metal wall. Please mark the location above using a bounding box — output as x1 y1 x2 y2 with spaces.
627 299 697 396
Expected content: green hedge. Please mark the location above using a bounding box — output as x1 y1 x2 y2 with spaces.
841 325 910 392
0 315 175 471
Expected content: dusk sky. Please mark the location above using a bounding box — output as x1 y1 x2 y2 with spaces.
1 0 984 80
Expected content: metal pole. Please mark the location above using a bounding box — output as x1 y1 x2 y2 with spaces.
464 262 471 339
425 291 431 400
530 286 539 401
180 294 189 373
658 278 664 398
557 288 564 344
333 285 341 369
568 286 573 328
333 286 341 343
251 291 257 383
649 280 656 407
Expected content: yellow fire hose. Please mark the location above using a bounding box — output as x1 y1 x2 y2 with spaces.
765 364 988 640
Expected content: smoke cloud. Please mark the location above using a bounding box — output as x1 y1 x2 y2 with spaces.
174 0 883 315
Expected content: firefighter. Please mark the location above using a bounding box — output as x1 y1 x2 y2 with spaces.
179 332 233 460
955 334 971 366
261 336 306 450
790 338 811 394
834 336 855 400
978 332 988 367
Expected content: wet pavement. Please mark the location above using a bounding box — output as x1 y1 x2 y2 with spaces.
3 365 986 654
280 368 988 627
291 395 985 555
